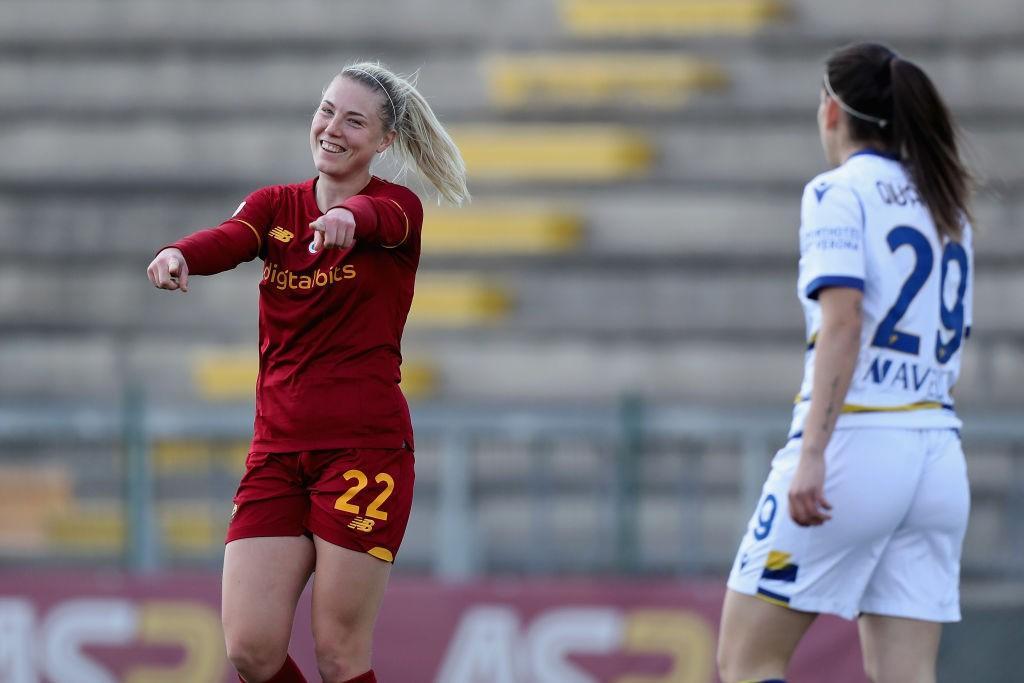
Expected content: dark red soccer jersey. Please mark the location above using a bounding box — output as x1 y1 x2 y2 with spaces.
171 176 423 451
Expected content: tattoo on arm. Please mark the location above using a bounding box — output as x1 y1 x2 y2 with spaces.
821 377 840 431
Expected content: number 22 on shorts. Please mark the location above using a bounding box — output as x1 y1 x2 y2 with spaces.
334 469 395 520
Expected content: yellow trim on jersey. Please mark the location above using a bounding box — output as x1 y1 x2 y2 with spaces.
381 199 410 249
368 546 394 563
841 401 944 414
792 396 946 414
228 218 262 252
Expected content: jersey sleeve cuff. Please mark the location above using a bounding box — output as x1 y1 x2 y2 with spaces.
806 275 865 300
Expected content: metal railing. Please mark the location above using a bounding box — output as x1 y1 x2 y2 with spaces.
1 394 1022 581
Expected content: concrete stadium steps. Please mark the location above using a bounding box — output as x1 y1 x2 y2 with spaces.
0 0 559 48
557 0 790 37
4 120 1022 188
0 266 514 331
5 331 1021 407
404 336 1022 406
6 258 1022 335
485 53 728 108
0 196 585 259
3 190 1021 262
2 0 1020 52
5 47 1024 119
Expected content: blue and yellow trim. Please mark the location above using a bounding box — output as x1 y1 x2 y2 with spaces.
755 587 791 607
761 551 798 583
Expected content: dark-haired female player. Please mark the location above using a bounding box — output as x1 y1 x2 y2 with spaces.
718 43 974 683
148 62 469 683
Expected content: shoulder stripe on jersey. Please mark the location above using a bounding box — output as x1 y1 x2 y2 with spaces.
227 218 262 252
806 275 864 300
381 198 410 249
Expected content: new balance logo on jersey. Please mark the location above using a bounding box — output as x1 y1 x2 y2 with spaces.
269 227 294 243
347 517 376 532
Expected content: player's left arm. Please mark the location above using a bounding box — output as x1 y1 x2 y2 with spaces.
790 286 863 527
310 187 423 252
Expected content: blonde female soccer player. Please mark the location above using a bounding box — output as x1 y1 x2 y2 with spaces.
718 42 974 683
148 62 468 683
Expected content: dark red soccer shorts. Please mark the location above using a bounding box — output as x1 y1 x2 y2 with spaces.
226 447 415 563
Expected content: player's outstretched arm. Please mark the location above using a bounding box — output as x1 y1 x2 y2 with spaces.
147 247 190 293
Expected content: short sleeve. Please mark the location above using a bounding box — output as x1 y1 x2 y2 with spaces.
798 181 866 300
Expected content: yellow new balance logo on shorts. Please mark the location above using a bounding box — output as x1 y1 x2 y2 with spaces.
347 517 376 532
269 226 294 243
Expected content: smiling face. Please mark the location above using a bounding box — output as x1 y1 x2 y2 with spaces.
310 76 397 180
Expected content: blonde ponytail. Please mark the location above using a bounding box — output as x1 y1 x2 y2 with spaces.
339 62 470 206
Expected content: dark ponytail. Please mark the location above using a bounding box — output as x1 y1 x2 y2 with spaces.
826 43 973 242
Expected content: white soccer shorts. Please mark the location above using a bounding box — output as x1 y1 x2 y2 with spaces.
727 427 969 622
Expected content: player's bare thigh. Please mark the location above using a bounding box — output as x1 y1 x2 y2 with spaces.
859 614 942 683
222 536 316 678
717 589 817 683
310 535 392 681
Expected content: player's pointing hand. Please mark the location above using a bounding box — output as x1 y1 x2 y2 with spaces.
147 247 190 293
309 207 357 253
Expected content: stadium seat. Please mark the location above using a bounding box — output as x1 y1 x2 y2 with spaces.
558 0 789 36
452 126 653 181
408 276 513 327
486 53 728 108
45 501 225 555
422 206 582 254
0 464 73 551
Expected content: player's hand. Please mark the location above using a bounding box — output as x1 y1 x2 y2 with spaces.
147 248 190 293
309 208 357 253
788 450 832 526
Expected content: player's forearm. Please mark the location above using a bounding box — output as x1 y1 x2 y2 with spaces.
803 311 862 455
340 195 413 248
168 221 261 275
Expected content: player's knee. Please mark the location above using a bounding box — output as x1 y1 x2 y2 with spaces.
314 627 372 683
224 632 288 682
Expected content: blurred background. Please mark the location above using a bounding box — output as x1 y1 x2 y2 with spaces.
1 0 1022 681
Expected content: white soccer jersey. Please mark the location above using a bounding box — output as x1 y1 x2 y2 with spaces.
788 150 973 438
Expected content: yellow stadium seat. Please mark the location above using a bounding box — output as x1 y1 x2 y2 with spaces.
192 349 438 401
423 206 583 254
410 276 512 326
46 502 227 555
0 464 73 551
559 0 789 36
487 53 728 108
152 439 249 476
452 125 652 181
